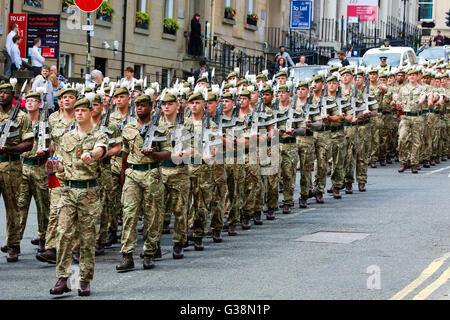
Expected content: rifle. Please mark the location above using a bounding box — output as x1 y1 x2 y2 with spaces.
100 83 116 137
250 82 267 135
140 107 167 151
0 80 28 148
36 83 51 152
172 103 192 156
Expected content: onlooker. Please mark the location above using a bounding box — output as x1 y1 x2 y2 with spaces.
346 45 354 57
381 39 391 48
10 35 23 74
434 31 445 47
121 66 136 88
296 55 308 66
193 60 211 84
189 13 203 57
90 69 104 86
275 46 295 67
337 50 350 67
32 65 54 111
273 56 287 75
50 65 67 86
31 38 46 77
5 23 19 78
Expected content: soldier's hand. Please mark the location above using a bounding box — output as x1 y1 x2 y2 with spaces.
36 150 47 157
81 152 93 163
285 128 295 135
0 146 7 154
321 115 328 121
142 148 154 155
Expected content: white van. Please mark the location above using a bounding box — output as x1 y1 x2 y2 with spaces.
362 47 417 68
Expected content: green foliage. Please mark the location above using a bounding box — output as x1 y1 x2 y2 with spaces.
136 11 150 24
97 1 115 17
163 17 180 32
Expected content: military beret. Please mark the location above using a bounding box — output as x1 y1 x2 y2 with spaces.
434 73 443 80
59 87 79 98
340 67 352 75
326 75 338 83
25 92 41 101
442 72 449 78
397 68 406 75
197 76 208 84
183 80 191 88
275 71 288 78
240 90 251 98
73 98 92 110
223 83 234 90
262 85 273 93
222 92 233 100
0 83 15 93
407 69 418 75
297 81 309 89
93 94 102 104
103 86 111 94
378 72 388 79
278 84 289 92
161 93 176 103
55 88 64 98
256 73 267 81
237 79 248 87
311 74 324 82
207 92 218 101
113 87 129 97
84 87 93 93
188 91 205 102
368 68 379 74
135 94 153 104
423 71 432 78
134 83 143 91
356 69 365 77
227 71 238 80
329 66 339 73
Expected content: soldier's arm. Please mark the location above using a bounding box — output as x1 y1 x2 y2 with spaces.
121 152 129 186
0 138 33 154
105 143 121 158
308 120 322 131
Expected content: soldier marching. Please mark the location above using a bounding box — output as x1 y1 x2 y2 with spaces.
0 57 448 296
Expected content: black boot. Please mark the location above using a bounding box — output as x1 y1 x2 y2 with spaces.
116 253 134 272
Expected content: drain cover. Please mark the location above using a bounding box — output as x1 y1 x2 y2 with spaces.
295 231 370 244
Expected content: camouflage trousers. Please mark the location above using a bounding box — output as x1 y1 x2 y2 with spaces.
188 164 213 239
438 116 447 156
445 116 450 155
379 114 394 161
18 162 49 241
280 141 299 205
161 165 190 245
121 167 164 256
97 164 113 245
330 130 347 189
344 125 357 185
391 114 400 157
297 136 314 198
398 115 424 166
108 172 122 234
422 113 436 160
313 131 331 193
242 164 259 218
225 164 244 226
369 115 383 162
262 172 279 210
0 161 23 247
56 186 101 282
254 169 265 213
356 124 371 184
46 185 63 250
209 163 227 231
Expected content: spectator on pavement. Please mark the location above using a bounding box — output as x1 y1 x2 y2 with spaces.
50 65 67 85
90 69 104 87
121 66 136 88
49 73 61 106
5 23 19 78
273 56 287 75
346 45 354 57
10 35 22 74
189 13 203 57
275 46 295 67
31 38 45 77
434 31 445 47
193 60 211 84
296 55 308 66
32 65 54 111
337 50 350 67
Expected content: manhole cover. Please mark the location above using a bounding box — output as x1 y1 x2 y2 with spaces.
295 231 370 244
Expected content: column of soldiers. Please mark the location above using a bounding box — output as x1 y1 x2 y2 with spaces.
0 58 448 296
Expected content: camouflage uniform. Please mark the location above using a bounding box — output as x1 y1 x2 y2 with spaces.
313 96 331 194
261 104 278 211
368 82 385 163
0 103 34 248
378 83 394 162
120 119 170 256
355 88 371 184
420 83 435 163
340 87 357 186
18 113 50 242
55 127 107 282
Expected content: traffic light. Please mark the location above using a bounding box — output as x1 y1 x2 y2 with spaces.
446 10 450 27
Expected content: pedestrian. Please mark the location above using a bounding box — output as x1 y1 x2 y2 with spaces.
381 39 391 48
121 66 136 88
346 45 354 58
189 13 203 57
49 73 60 107
273 56 286 75
32 65 54 111
31 38 45 77
296 55 308 66
433 31 445 47
193 60 210 84
10 35 22 74
49 65 67 86
5 23 19 78
337 50 350 67
275 46 295 67
90 69 104 87
377 56 391 72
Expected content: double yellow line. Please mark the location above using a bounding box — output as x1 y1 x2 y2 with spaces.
390 253 450 300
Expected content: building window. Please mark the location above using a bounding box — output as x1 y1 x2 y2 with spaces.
418 0 433 20
247 0 254 14
134 64 144 80
59 53 72 78
225 0 231 7
165 0 174 19
136 0 150 29
24 0 42 7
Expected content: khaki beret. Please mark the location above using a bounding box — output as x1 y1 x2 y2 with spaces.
223 83 234 90
256 73 267 81
340 68 352 75
161 93 176 103
329 66 339 73
240 90 251 98
59 87 79 98
135 94 153 104
227 71 238 80
25 92 41 101
113 87 129 97
222 92 233 100
237 79 248 87
73 98 92 110
208 92 218 101
278 84 289 92
188 91 205 102
297 81 309 89
326 75 338 82
275 71 288 78
262 85 273 93
407 69 418 75
311 74 323 82
197 76 208 84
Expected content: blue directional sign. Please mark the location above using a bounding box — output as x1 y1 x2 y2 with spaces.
290 0 312 30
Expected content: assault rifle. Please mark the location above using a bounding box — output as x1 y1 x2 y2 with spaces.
140 107 166 151
37 83 51 152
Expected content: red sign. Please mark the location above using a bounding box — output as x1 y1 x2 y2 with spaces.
8 14 27 57
74 0 104 12
347 0 378 22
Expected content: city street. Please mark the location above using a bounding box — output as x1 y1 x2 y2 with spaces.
1 162 449 300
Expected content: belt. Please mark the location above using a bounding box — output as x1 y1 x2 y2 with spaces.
161 160 186 168
116 152 123 158
280 137 296 144
101 158 111 165
357 119 370 126
0 154 20 163
190 158 208 165
344 122 357 127
330 125 344 132
65 180 98 189
381 111 392 115
404 112 420 117
22 157 46 166
422 110 429 115
129 163 160 171
435 111 441 115
315 126 331 132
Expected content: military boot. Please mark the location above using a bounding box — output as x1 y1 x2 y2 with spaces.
253 212 263 225
435 157 441 164
386 157 392 164
228 225 238 236
314 191 324 204
36 248 56 264
1 245 7 253
143 255 155 269
72 253 80 264
299 196 308 209
78 281 91 297
172 243 184 259
266 208 275 220
332 186 342 199
430 158 436 166
31 238 40 245
162 221 170 234
194 238 204 251
50 278 71 295
358 183 366 192
95 243 105 256
345 182 353 194
283 203 292 213
370 161 377 168
212 230 223 243
6 246 20 262
380 159 386 166
411 165 418 174
398 163 407 173
116 253 134 272
423 160 430 168
154 242 162 259
241 215 251 230
442 155 448 162
37 239 46 253
105 231 118 247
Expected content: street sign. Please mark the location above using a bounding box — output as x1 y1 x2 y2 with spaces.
8 14 28 57
290 0 312 30
26 14 61 59
74 0 103 13
347 0 378 22
82 25 94 31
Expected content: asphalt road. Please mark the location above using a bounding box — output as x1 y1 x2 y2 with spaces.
1 161 449 300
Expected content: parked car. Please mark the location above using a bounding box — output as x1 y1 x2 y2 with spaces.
288 65 330 83
362 47 417 68
327 57 363 67
417 45 450 64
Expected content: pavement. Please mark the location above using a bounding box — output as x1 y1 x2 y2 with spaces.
0 161 449 300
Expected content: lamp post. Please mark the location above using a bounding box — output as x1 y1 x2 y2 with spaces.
402 0 407 46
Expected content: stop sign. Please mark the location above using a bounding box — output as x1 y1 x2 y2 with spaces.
74 0 104 12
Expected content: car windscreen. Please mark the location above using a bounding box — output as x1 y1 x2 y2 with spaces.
418 47 445 60
327 58 359 66
289 67 328 82
363 53 401 67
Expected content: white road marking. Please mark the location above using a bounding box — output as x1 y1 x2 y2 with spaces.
425 166 450 176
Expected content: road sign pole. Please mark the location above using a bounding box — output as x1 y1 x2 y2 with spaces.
86 12 91 82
